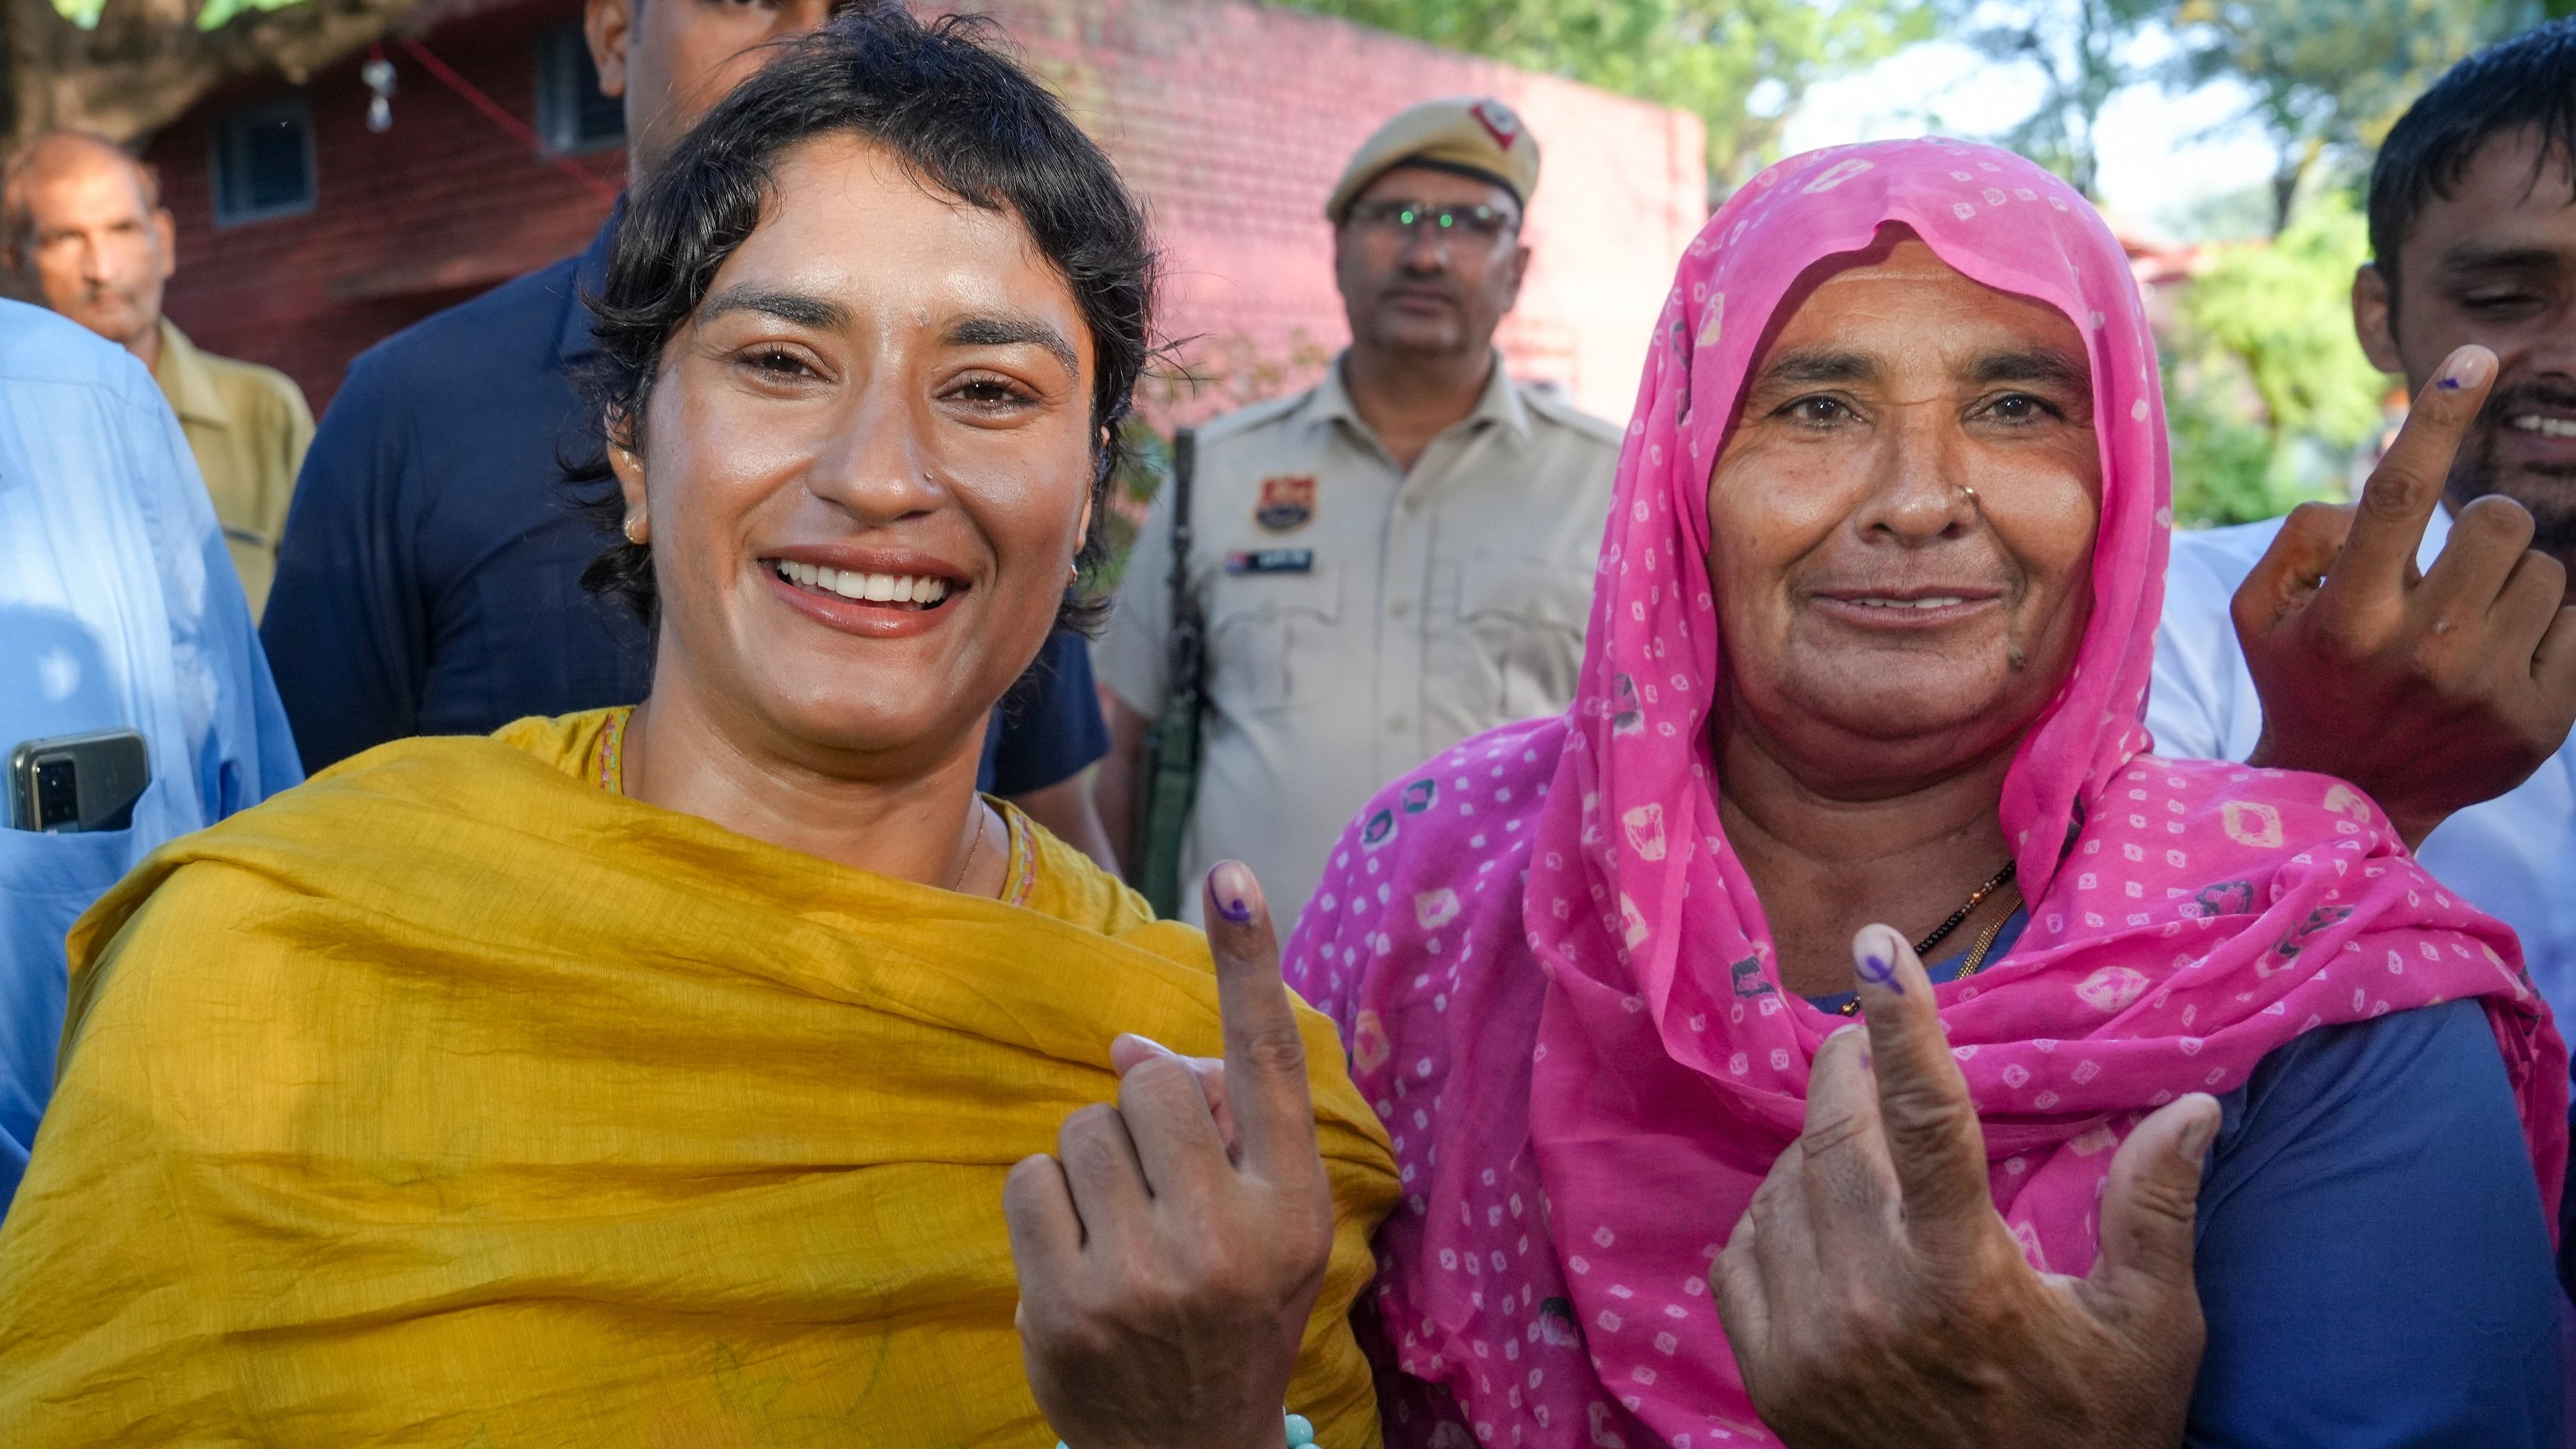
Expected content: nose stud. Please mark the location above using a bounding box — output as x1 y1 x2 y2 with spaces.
1955 485 1979 507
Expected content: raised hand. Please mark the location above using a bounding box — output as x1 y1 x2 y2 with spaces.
1004 861 1333 1449
1713 926 2219 1449
2232 344 2576 848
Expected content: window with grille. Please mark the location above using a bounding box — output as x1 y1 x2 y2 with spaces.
536 24 625 155
210 96 316 227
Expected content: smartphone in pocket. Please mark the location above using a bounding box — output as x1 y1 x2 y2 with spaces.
8 729 148 832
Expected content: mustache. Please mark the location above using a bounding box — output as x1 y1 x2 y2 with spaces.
2475 377 2576 427
1381 277 1461 301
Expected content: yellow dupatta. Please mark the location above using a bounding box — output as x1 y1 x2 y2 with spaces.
0 711 1399 1446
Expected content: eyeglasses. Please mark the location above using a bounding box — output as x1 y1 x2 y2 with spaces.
1348 199 1518 246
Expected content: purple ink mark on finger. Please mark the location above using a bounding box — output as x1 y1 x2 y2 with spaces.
1858 953 1901 993
1217 895 1254 924
2436 377 2463 391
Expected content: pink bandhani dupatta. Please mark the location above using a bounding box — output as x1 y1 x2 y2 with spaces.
1282 139 2565 1448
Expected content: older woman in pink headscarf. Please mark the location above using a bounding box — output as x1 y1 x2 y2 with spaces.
1013 138 2568 1447
1264 139 2566 1446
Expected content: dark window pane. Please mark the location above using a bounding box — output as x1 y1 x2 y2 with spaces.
210 96 314 226
536 24 624 154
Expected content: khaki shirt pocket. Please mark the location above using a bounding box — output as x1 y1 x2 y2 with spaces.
1205 562 1344 718
1436 553 1592 723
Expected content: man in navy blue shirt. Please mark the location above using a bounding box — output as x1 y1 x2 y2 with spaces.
263 0 1116 863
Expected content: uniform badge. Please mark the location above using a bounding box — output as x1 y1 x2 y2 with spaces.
1224 548 1315 574
1254 475 1316 533
1469 100 1525 151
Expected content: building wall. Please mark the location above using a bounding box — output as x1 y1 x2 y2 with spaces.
148 0 619 413
149 0 1704 423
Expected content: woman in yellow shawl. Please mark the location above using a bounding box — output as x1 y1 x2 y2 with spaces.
0 11 1397 1444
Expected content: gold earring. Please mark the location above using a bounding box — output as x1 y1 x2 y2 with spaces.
623 511 648 546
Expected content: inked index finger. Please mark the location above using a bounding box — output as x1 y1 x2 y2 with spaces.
1203 860 1322 1178
1848 924 1993 1252
2322 345 2497 605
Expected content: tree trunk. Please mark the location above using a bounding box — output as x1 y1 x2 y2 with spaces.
4 0 425 149
2268 134 2323 236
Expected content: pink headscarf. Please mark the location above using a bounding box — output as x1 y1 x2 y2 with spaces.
1283 139 2565 1447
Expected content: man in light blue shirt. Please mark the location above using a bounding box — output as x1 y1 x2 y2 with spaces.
0 299 299 1207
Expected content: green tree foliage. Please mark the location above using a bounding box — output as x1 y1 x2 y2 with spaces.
1946 0 2165 197
2165 190 2398 525
1275 0 1933 183
2167 0 2544 230
2185 190 2387 451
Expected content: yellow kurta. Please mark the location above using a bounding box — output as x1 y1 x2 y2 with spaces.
0 711 1400 1446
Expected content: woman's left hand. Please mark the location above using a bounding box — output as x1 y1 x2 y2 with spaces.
1004 861 1332 1449
1711 924 2223 1449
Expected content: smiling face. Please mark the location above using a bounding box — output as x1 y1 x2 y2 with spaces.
2359 128 2576 550
1705 234 2102 793
611 132 1097 780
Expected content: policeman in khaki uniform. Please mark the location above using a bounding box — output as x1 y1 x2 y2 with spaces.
1097 97 1620 925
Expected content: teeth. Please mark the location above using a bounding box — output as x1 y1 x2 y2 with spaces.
773 560 952 605
1854 596 1966 609
2512 415 2576 438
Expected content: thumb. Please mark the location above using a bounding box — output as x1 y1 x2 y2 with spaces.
2086 1093 2221 1314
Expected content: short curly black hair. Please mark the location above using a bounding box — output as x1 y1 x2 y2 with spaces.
567 3 1156 636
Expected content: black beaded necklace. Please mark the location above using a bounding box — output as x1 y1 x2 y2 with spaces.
1912 859 2018 959
1834 858 2020 1018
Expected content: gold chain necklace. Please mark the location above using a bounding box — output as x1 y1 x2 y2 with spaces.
1950 892 2020 978
950 803 988 894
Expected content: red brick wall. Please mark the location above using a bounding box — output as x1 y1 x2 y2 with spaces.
971 0 1707 423
149 0 1704 422
148 0 619 412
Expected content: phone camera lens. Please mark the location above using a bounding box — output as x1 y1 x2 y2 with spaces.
33 757 77 829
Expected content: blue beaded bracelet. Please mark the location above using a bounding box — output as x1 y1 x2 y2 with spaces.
1057 1411 1312 1448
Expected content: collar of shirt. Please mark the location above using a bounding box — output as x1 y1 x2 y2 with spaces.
151 319 231 431
554 201 626 367
1301 347 1532 453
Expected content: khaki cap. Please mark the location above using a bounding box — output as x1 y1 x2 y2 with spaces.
1324 96 1541 223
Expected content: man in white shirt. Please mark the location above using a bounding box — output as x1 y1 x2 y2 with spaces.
2150 20 2576 1015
